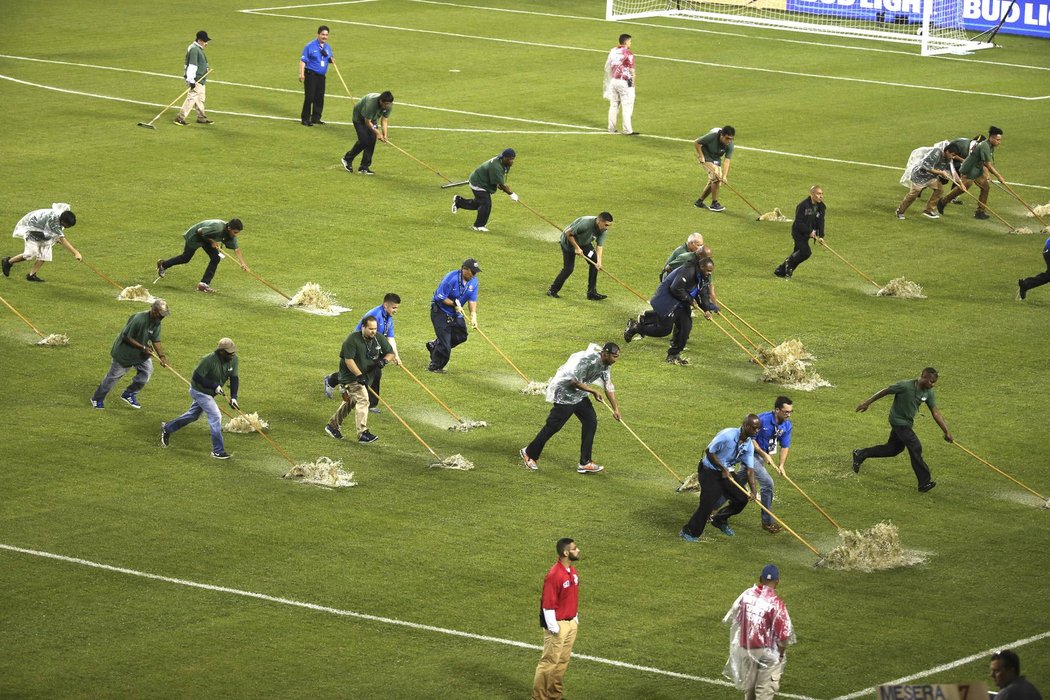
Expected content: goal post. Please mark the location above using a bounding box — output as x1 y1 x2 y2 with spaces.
606 0 994 55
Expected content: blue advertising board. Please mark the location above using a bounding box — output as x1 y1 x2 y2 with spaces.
785 0 1050 38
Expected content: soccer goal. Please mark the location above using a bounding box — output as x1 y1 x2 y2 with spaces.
606 0 994 55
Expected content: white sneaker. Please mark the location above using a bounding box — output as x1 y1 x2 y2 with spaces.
451 196 458 214
471 226 489 232
577 462 605 474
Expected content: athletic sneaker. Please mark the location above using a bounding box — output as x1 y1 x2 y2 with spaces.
918 481 937 493
90 398 104 410
708 201 726 213
623 319 638 343
1 257 11 277
1019 279 1027 301
425 340 435 355
211 451 231 460
358 167 375 175
451 196 459 214
324 424 344 440
712 521 735 536
196 118 214 124
471 226 489 232
323 375 334 399
974 209 990 220
666 355 690 366
921 210 940 220
369 407 382 414
173 117 188 126
852 449 864 473
156 260 166 278
341 157 353 173
678 529 701 543
694 199 708 210
936 200 947 215
586 291 608 301
358 430 379 444
25 274 44 282
160 423 170 447
546 289 560 298
427 366 447 374
895 209 906 220
196 282 216 294
762 523 783 534
120 392 142 409
520 447 538 472
577 462 604 474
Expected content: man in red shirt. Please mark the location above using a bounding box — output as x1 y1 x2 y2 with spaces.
532 538 581 700
722 564 795 700
603 34 637 136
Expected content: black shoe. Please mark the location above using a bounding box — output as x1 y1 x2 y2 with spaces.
358 431 379 443
918 481 937 493
936 200 946 215
1018 279 1027 301
546 289 560 298
624 131 641 136
156 259 166 278
623 320 638 343
694 199 708 210
427 366 447 374
1 257 10 277
773 268 786 278
358 167 375 175
974 209 990 220
341 157 353 173
26 274 44 283
425 341 435 355
313 120 326 125
852 449 864 473
302 120 313 126
586 291 607 301
211 451 231 460
708 201 726 213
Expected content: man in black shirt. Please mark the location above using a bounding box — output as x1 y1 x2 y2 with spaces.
774 186 825 279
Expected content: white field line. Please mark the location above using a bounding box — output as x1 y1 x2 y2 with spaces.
406 0 1050 72
829 629 1050 700
238 5 1047 100
0 543 821 699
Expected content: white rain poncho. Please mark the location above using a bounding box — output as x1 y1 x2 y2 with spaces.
899 141 948 188
545 343 614 405
602 46 623 100
722 584 795 690
12 203 70 242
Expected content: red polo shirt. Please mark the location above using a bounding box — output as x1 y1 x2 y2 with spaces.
540 562 579 620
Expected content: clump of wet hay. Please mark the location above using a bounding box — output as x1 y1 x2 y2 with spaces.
37 333 69 347
118 285 152 302
448 420 488 432
757 207 790 222
1009 227 1035 235
521 380 549 396
877 277 926 299
283 457 357 488
820 521 926 572
287 283 337 311
1025 202 1050 218
761 360 832 391
676 471 700 493
430 453 475 470
224 412 269 433
756 339 814 366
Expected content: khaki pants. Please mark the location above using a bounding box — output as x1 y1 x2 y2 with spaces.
898 179 943 214
177 83 208 121
531 619 577 700
328 382 369 437
606 79 635 133
742 652 785 700
943 172 990 210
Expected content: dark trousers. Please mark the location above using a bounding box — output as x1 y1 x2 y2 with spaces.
1020 250 1050 293
549 244 598 294
777 232 813 274
711 470 751 526
301 71 326 123
682 468 746 537
453 187 493 227
161 243 222 284
429 303 468 370
637 307 692 356
344 119 377 169
524 398 598 466
857 424 932 486
328 368 382 407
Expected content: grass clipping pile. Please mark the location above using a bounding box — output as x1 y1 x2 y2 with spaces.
521 380 549 396
37 334 69 347
118 285 153 302
820 521 926 572
757 208 790 222
224 412 269 433
448 420 488 432
283 457 357 488
287 283 337 312
430 454 474 470
758 340 831 391
877 277 926 299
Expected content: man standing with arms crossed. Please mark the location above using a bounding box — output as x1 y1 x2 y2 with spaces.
298 25 333 127
722 564 795 700
852 367 953 493
451 149 518 232
751 397 794 534
174 31 212 126
341 90 393 175
603 34 637 136
546 212 612 301
774 186 825 280
426 259 480 373
694 126 735 212
532 537 582 700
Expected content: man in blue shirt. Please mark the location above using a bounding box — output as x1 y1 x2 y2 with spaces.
751 396 794 534
298 25 333 127
426 259 480 373
1018 235 1050 300
680 415 761 541
323 293 400 411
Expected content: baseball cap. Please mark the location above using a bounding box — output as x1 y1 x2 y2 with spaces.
500 148 516 159
760 564 779 582
151 298 171 317
462 258 481 274
217 337 237 354
196 30 212 42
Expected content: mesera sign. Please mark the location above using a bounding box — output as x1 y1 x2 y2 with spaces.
877 683 989 700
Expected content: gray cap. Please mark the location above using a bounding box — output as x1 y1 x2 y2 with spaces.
217 337 237 353
151 298 170 317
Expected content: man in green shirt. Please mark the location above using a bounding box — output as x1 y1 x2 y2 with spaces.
325 315 396 443
660 232 703 280
451 149 518 232
157 218 247 294
852 367 953 493
547 212 613 301
174 30 213 126
341 90 394 175
694 126 735 213
939 126 1004 220
90 299 170 410
161 338 240 459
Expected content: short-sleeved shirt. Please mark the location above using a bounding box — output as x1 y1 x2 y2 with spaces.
886 379 937 427
539 562 579 621
546 344 614 405
701 427 754 472
560 216 607 253
696 128 734 162
755 410 792 456
959 139 995 180
468 156 510 194
110 311 163 367
432 269 479 318
352 93 393 124
664 243 689 269
607 45 634 81
191 351 239 394
726 584 793 651
300 38 332 74
12 208 66 243
356 304 395 338
184 42 208 83
949 137 973 156
183 219 238 251
337 330 393 384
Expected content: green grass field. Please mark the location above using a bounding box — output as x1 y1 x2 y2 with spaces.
2 1 1049 697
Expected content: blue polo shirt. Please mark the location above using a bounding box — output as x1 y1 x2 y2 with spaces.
701 427 754 472
432 270 478 317
1043 236 1050 254
356 304 395 338
300 39 332 74
755 410 792 456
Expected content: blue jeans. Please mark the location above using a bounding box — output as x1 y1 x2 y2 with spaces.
92 358 153 402
164 387 224 453
752 463 775 525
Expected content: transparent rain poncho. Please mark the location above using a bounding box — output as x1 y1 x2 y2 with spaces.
722 584 795 690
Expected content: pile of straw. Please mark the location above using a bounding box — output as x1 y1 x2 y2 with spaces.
37 334 69 347
820 521 926 572
287 283 337 311
756 339 813 366
431 453 475 470
448 420 488 432
224 412 269 433
675 471 700 493
1010 227 1035 235
521 381 549 396
762 360 831 391
118 285 153 302
283 457 357 488
1025 202 1050 218
877 278 926 299
757 208 790 222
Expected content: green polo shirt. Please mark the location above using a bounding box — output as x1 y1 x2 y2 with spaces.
665 250 697 271
337 331 393 384
696 130 734 162
560 216 608 252
664 243 689 268
468 156 509 194
191 351 239 394
949 138 971 156
111 311 163 367
182 219 239 251
959 140 995 180
353 93 393 123
887 379 937 427
185 42 209 84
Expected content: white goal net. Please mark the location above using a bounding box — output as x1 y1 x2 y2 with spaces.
607 0 994 55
